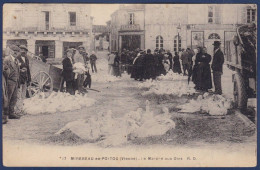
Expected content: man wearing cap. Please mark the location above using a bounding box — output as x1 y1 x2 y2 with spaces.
73 45 86 93
90 51 98 73
17 45 31 100
3 45 21 119
211 41 224 95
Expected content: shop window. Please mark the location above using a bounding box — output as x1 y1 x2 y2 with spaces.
156 36 163 49
247 8 256 23
69 12 76 26
129 13 135 25
208 33 220 39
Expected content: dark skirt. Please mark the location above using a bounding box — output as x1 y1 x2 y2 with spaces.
173 62 182 74
193 64 212 90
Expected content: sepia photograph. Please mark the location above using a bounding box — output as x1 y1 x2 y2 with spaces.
2 3 257 167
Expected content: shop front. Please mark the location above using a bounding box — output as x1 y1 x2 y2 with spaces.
118 24 145 53
35 40 55 58
63 42 83 57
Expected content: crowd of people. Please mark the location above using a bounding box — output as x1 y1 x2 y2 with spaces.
2 45 31 124
2 44 99 124
2 40 224 124
113 40 224 94
61 46 97 95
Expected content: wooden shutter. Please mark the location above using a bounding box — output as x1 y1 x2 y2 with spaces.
215 6 221 24
241 6 247 24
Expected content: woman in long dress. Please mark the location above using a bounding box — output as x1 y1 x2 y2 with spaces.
173 52 182 74
193 47 212 91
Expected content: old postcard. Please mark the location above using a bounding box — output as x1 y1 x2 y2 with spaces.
2 3 257 167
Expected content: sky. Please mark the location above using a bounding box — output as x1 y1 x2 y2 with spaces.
91 4 119 25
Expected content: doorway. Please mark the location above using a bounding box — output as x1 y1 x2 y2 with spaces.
42 46 49 57
35 40 55 58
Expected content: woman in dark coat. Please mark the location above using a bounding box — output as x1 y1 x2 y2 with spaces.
62 49 75 95
113 52 121 77
157 49 166 76
193 47 212 91
131 51 145 80
144 49 155 80
173 52 182 74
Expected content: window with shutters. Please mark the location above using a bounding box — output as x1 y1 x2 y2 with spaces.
69 12 76 26
129 13 135 25
208 6 221 24
247 8 256 23
156 36 163 49
174 35 181 52
42 11 50 30
208 6 214 23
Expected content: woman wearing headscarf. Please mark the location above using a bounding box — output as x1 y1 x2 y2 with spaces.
193 47 212 91
197 47 212 91
192 47 202 89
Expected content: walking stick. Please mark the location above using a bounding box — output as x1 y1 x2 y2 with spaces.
85 88 101 92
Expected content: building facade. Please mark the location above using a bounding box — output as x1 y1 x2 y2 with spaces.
110 4 145 52
110 4 256 56
92 25 109 50
3 4 93 60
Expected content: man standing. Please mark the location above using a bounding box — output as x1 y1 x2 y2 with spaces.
62 49 75 95
144 49 156 80
167 50 173 70
108 52 116 75
74 45 86 94
90 51 98 73
180 48 189 75
3 45 21 119
17 45 31 100
211 41 224 95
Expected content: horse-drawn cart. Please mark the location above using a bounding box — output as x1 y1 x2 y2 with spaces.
27 54 63 97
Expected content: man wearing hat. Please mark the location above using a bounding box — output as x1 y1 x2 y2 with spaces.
90 51 98 73
17 45 31 100
3 45 21 119
211 41 224 95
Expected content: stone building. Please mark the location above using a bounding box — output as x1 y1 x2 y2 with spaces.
110 4 256 56
92 25 109 50
3 4 93 60
110 4 145 52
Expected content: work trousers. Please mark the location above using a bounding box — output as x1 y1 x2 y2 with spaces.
7 80 18 115
182 64 189 75
213 71 222 95
91 62 97 73
66 80 75 95
77 74 85 93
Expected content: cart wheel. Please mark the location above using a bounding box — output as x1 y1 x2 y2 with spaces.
233 73 247 109
27 71 53 97
34 56 42 61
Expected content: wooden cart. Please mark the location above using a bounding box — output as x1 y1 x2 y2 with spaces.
225 24 256 109
27 54 63 97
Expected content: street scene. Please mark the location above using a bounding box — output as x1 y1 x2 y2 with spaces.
2 4 257 167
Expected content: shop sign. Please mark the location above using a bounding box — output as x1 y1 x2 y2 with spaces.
121 24 140 31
